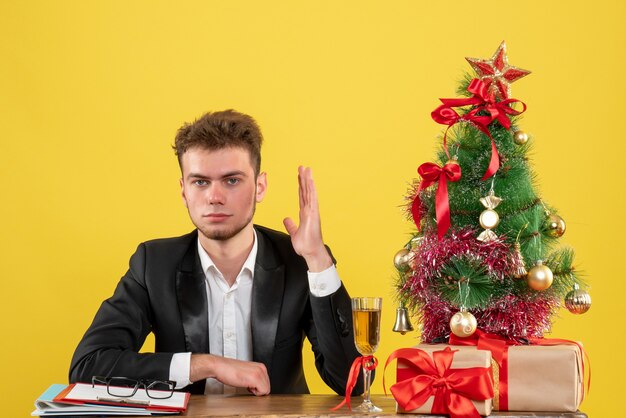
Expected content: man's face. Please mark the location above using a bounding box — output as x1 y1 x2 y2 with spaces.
180 146 266 242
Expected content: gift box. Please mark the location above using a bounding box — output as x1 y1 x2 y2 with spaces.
445 333 586 412
497 343 584 412
392 345 493 417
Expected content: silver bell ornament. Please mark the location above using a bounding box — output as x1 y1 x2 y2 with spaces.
392 303 415 335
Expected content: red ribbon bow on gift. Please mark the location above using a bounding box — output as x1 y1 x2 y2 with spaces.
431 78 527 180
331 355 377 411
411 161 462 240
383 347 493 418
449 329 518 410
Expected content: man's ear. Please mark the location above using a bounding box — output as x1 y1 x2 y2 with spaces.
180 178 188 208
256 172 267 203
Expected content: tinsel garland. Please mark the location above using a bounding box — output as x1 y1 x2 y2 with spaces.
400 228 560 342
406 228 515 288
417 296 558 343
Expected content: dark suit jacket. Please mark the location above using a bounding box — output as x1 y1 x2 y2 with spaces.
69 225 362 395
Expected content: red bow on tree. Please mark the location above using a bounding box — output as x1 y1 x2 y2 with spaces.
431 78 526 180
411 161 462 240
384 347 494 418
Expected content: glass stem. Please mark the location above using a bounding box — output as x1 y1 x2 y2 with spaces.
362 364 372 404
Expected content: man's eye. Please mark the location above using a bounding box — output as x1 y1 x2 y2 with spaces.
193 180 208 186
226 178 240 186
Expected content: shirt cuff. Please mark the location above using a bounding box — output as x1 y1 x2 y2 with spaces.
308 264 341 297
169 352 192 389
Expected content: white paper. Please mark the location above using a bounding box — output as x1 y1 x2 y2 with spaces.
67 383 187 409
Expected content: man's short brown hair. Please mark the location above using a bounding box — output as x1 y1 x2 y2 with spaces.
173 110 263 175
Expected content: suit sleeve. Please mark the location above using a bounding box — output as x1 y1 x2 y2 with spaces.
69 243 174 383
306 283 365 396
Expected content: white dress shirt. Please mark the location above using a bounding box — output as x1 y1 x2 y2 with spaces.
169 230 342 393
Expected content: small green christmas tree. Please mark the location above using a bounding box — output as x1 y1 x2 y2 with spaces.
394 42 591 343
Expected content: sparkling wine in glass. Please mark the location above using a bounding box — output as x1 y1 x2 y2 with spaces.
351 297 382 413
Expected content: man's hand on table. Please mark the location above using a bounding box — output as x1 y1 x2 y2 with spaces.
190 354 270 396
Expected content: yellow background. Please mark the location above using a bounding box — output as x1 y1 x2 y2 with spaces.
1 1 623 415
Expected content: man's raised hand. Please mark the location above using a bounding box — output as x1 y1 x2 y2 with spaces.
283 166 333 272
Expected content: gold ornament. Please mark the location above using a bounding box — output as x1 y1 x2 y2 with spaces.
393 248 412 272
565 284 591 314
544 214 566 238
449 309 477 338
527 260 554 291
446 157 460 167
465 41 531 100
512 242 528 279
513 130 529 145
477 190 502 242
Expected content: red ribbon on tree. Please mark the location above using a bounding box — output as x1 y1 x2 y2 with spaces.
331 355 377 411
411 161 462 240
431 78 527 180
383 347 494 418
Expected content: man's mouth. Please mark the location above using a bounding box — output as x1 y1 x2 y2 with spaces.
203 213 232 222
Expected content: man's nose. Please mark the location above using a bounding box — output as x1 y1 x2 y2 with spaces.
207 183 225 204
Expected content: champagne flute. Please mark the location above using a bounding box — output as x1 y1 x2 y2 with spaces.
351 297 382 413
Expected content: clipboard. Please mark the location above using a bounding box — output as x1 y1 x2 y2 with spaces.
54 383 189 413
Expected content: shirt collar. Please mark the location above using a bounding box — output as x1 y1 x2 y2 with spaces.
197 229 258 281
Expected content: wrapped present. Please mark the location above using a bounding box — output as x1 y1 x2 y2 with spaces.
503 344 583 411
449 331 587 412
386 345 493 417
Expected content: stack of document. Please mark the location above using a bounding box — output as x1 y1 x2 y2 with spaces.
32 383 189 416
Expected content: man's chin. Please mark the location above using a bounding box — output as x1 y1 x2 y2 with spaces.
199 228 236 241
204 230 237 241
197 222 251 242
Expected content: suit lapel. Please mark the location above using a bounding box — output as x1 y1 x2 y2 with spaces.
251 229 285 374
176 234 210 354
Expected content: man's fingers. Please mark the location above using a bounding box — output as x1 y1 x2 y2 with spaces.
248 386 270 396
247 364 270 396
298 166 305 208
299 166 316 208
306 170 318 209
245 382 269 397
283 217 298 236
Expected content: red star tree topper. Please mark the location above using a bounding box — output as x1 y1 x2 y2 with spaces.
465 41 531 99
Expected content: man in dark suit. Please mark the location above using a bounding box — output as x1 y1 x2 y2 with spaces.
69 110 362 396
